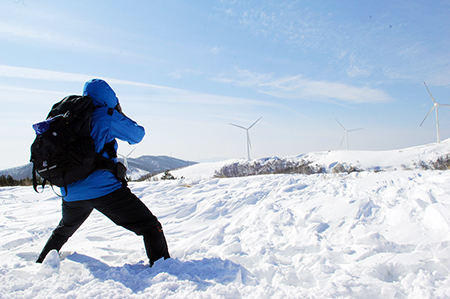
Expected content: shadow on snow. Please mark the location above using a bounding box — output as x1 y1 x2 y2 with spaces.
66 253 256 293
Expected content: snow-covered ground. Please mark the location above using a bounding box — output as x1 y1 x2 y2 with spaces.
1 141 450 298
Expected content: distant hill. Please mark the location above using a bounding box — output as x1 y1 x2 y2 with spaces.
0 156 198 181
0 164 33 181
120 155 198 180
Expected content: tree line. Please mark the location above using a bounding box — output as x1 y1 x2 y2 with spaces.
0 170 181 187
0 175 41 187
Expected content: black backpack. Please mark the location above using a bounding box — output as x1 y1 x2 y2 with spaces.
30 95 126 195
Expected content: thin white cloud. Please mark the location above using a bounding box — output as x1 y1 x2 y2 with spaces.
0 84 66 96
0 18 145 60
0 64 387 110
384 52 450 86
0 21 122 55
346 65 371 78
232 2 331 51
168 68 204 79
0 65 299 112
0 65 89 83
261 77 393 103
213 67 394 103
211 46 221 54
0 65 171 90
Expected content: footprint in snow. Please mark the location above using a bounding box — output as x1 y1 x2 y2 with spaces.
39 249 60 277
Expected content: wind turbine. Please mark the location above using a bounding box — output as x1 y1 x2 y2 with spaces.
119 147 136 170
420 82 450 143
336 119 363 150
229 116 262 160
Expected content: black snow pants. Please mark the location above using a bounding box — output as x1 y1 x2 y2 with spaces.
36 187 170 266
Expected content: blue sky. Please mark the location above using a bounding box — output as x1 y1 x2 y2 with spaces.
1 0 449 169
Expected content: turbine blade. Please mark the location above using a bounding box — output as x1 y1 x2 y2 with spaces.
247 131 252 149
229 123 247 130
340 133 345 147
420 106 435 126
335 119 346 130
438 104 450 107
348 128 363 132
127 147 136 157
424 82 436 104
248 116 263 130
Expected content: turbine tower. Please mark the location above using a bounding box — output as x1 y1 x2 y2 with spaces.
336 119 363 150
229 116 262 160
420 82 450 143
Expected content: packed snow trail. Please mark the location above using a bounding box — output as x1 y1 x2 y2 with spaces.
1 170 450 298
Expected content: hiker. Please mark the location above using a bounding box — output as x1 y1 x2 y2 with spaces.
36 79 170 267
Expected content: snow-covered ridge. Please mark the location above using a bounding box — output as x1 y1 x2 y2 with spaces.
298 138 450 172
173 139 450 180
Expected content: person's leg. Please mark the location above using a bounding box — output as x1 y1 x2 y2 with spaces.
143 229 170 267
92 187 170 266
36 200 93 263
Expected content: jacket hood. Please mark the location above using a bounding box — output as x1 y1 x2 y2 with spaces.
83 79 119 108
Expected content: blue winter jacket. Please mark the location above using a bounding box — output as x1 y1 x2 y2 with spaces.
62 79 145 202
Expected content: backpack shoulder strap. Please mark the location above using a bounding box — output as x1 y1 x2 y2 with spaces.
32 163 46 193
